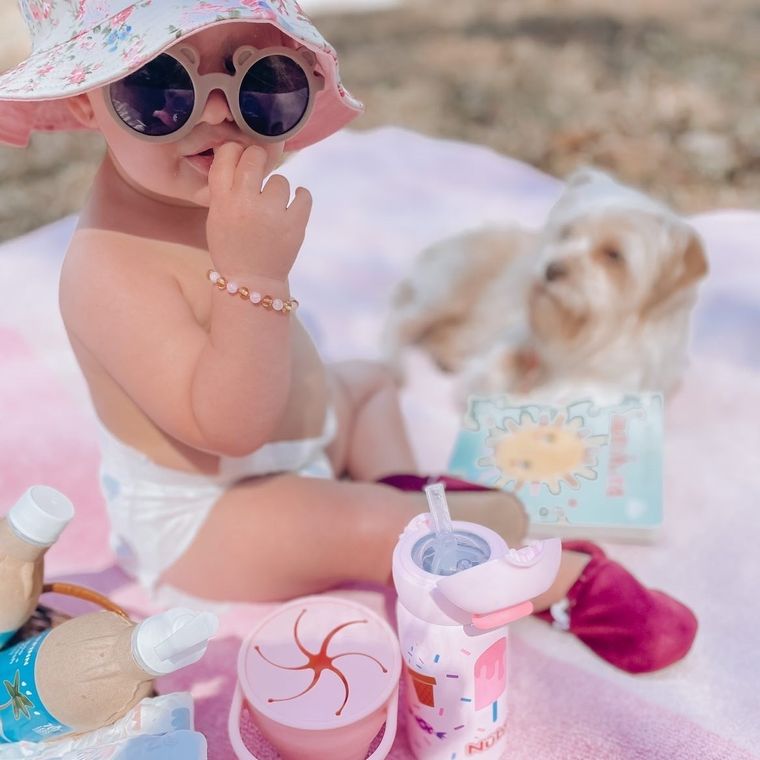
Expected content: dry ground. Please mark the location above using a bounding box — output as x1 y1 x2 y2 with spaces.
1 0 759 241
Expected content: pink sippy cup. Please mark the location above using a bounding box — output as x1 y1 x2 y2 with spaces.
229 595 401 760
392 485 561 760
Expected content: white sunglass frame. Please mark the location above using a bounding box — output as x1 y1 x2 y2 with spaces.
104 42 325 143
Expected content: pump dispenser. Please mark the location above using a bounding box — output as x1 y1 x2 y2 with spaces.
133 608 220 676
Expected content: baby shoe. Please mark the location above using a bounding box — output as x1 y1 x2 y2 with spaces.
533 540 698 673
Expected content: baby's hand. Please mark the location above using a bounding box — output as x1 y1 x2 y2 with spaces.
206 143 312 281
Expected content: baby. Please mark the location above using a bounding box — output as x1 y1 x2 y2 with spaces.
0 0 696 674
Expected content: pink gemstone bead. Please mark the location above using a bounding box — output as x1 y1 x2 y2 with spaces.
226 281 239 295
250 291 263 304
272 298 284 311
209 271 220 283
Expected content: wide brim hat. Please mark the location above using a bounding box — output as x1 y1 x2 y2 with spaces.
0 0 363 150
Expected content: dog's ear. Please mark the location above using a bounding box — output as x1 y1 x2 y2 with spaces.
642 224 708 317
566 166 616 189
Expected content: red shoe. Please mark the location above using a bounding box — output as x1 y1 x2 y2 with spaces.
377 473 492 492
534 540 698 674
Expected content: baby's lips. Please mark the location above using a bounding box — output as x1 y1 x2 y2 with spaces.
202 141 244 178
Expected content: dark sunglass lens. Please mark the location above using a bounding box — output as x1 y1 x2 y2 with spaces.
110 54 194 137
239 55 310 137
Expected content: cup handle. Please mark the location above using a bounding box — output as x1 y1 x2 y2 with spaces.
228 681 261 760
367 686 399 760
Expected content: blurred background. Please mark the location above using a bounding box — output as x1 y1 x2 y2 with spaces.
1 0 758 242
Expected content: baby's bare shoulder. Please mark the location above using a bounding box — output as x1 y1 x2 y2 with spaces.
60 228 192 335
63 227 175 274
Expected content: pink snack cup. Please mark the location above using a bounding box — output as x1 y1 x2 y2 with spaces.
229 595 401 760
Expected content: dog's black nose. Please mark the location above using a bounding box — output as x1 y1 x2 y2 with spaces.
545 261 568 282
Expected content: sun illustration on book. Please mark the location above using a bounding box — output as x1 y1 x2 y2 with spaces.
480 411 608 495
1 671 34 721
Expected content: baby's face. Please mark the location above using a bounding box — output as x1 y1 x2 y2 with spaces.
81 23 288 207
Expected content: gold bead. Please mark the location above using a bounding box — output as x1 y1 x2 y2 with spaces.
282 301 292 313
239 287 250 300
216 277 227 290
261 295 274 309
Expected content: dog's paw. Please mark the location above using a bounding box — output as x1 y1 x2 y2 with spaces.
456 343 542 404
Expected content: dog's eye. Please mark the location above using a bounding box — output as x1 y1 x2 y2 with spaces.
603 246 623 263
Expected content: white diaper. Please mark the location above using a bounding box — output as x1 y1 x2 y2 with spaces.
97 410 337 596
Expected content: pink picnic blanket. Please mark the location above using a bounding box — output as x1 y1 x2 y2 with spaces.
0 127 758 759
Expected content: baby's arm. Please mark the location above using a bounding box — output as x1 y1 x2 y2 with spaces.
60 145 312 456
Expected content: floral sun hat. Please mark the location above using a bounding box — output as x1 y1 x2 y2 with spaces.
0 0 363 150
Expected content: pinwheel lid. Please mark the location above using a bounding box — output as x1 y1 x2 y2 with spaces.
238 596 401 729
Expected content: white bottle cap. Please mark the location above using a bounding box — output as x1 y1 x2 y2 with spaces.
132 608 219 677
7 486 75 546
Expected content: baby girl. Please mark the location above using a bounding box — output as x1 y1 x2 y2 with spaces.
0 0 696 674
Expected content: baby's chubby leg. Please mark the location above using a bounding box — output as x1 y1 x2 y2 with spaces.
325 360 416 480
159 474 529 604
160 476 420 602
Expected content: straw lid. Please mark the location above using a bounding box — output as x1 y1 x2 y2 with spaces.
7 485 75 546
436 538 563 615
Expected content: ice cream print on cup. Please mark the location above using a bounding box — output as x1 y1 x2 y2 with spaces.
229 596 401 760
393 485 561 759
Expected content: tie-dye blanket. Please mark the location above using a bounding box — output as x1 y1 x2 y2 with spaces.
0 128 757 759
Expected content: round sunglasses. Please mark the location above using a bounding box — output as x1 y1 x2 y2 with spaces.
104 43 325 143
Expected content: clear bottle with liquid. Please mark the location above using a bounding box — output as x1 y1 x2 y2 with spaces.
392 485 561 759
0 486 75 648
0 607 218 743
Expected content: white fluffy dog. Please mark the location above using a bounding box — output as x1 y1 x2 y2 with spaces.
384 169 708 402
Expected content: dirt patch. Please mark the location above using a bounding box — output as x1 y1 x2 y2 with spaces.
1 0 758 241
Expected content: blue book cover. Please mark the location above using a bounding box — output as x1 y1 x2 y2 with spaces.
448 394 664 542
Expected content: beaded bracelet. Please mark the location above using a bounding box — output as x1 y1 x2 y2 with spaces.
207 270 299 314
